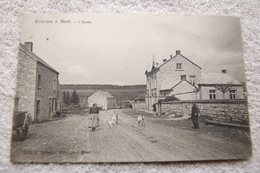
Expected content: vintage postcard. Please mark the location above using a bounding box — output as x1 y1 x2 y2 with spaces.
11 14 252 163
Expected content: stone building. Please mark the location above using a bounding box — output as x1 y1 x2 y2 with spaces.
145 50 245 111
198 72 245 100
14 42 60 122
87 91 116 110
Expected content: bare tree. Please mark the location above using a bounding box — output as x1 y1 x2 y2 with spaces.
214 82 233 99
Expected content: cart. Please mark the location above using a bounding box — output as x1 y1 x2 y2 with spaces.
12 111 30 141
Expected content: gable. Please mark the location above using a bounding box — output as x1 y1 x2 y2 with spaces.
172 81 198 94
159 54 201 71
159 54 201 70
20 43 59 74
146 51 201 76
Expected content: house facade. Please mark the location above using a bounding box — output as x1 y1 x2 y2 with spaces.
15 42 60 122
145 50 245 111
198 73 245 100
87 91 116 110
145 50 201 111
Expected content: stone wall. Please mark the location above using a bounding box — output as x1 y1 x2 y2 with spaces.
200 85 245 100
132 102 146 111
157 53 201 91
159 99 249 125
146 51 201 111
15 47 37 119
36 62 59 122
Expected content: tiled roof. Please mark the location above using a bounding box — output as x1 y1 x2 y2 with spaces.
97 91 115 98
160 80 199 91
199 73 242 85
20 43 59 74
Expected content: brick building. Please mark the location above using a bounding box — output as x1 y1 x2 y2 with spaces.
145 50 245 111
87 91 116 110
14 42 61 122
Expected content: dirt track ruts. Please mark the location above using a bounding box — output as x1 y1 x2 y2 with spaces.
11 109 251 163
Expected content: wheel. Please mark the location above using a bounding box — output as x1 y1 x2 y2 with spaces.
17 129 27 141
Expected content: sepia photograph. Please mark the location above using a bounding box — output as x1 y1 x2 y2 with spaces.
11 13 252 163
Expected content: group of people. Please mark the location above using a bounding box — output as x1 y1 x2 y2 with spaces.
88 103 200 131
88 103 119 131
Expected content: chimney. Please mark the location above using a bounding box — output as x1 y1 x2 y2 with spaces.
170 55 173 59
163 59 167 62
222 69 227 73
25 42 33 52
176 50 181 55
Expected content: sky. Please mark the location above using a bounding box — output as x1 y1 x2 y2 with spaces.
20 14 246 85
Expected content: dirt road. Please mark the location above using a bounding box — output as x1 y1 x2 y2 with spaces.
10 109 251 163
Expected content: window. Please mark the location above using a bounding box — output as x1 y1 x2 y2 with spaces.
36 100 40 117
37 74 41 87
230 90 236 99
190 75 195 85
209 90 216 100
52 98 56 112
176 63 182 70
181 75 186 81
53 78 56 90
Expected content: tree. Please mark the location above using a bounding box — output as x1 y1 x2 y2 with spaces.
214 82 233 99
66 91 70 105
70 89 79 105
62 91 67 105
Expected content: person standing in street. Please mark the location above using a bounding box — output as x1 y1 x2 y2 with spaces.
89 103 100 131
191 103 200 130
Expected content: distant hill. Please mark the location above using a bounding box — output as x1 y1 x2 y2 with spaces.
60 84 146 90
60 84 146 108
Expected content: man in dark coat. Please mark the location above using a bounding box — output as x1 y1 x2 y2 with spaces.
89 103 100 131
191 103 200 130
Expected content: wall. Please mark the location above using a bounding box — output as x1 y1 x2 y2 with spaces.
170 81 199 100
88 92 107 109
107 98 116 109
159 99 249 125
146 52 201 111
35 62 59 122
132 102 146 111
157 54 201 91
200 85 245 100
15 47 37 119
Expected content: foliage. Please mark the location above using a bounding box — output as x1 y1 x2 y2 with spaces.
214 82 233 98
66 91 70 105
165 95 179 101
70 89 79 105
62 90 80 106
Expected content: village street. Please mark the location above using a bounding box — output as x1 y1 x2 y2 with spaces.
11 109 251 163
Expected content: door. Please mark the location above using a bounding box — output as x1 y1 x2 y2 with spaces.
36 100 40 122
49 98 52 118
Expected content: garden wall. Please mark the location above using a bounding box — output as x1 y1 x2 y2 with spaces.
159 99 249 125
132 102 146 111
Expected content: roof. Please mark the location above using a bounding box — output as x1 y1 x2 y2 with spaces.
20 43 59 74
96 91 115 98
160 80 199 91
199 73 242 85
160 81 181 91
146 52 201 75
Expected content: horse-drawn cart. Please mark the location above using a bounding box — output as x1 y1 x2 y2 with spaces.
12 111 30 141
